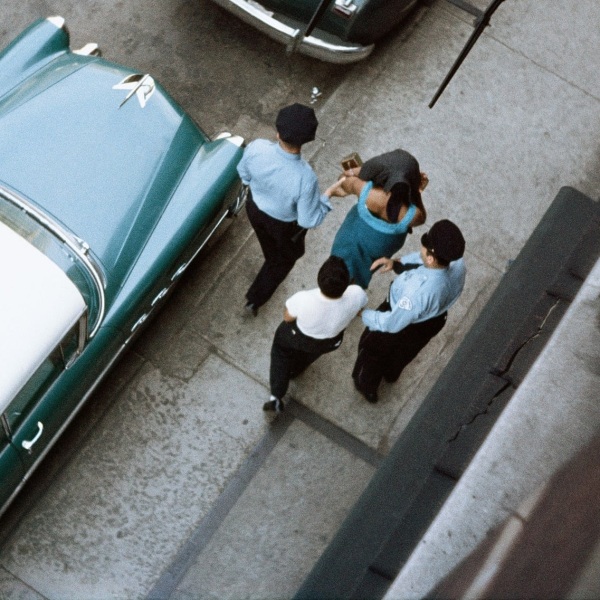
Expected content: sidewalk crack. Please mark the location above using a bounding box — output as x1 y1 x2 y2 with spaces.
448 297 562 443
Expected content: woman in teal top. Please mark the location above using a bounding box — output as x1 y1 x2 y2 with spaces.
329 149 427 288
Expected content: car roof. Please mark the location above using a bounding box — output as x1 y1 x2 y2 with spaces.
0 221 86 412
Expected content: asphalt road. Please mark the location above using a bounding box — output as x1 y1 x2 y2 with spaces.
2 0 354 141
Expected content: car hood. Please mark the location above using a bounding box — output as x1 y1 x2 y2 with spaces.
0 54 206 284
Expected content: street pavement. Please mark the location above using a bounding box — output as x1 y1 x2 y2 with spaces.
0 0 599 598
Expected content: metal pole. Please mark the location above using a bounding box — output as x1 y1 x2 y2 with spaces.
429 0 506 108
287 0 334 54
304 0 335 38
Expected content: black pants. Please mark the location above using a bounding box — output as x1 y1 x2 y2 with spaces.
352 300 447 395
270 321 344 399
246 196 307 308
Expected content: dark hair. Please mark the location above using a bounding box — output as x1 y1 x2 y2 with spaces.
318 256 350 298
425 249 450 268
386 182 410 222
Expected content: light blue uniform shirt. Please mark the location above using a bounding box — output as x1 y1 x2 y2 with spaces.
362 252 466 333
237 139 332 229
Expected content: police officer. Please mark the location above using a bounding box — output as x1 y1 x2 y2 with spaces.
352 219 466 403
237 103 336 316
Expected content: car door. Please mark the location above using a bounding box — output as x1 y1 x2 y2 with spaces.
2 318 84 473
0 424 25 512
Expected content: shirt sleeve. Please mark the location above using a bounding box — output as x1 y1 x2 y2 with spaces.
347 286 369 311
361 263 424 333
361 299 419 333
358 288 369 309
236 143 254 185
399 252 423 265
296 176 332 229
285 291 305 318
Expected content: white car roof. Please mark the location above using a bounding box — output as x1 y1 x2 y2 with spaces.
0 220 86 412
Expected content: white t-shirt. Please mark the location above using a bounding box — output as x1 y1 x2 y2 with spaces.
285 285 368 339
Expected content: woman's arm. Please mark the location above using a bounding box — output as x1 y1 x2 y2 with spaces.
410 200 426 228
340 175 365 196
325 175 365 198
409 173 428 227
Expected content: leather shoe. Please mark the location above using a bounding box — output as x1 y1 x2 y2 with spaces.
263 397 284 413
353 377 378 404
244 302 258 317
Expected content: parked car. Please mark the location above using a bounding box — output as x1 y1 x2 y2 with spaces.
209 0 420 63
0 17 246 515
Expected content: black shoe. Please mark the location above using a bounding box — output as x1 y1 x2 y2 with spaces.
353 377 378 404
363 390 379 404
263 396 284 413
244 302 258 317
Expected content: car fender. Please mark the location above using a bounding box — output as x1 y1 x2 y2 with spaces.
104 136 244 331
0 17 71 101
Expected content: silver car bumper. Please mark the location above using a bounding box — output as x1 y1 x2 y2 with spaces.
211 0 374 64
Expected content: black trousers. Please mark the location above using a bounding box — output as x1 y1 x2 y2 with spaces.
270 321 344 399
352 300 447 395
246 195 307 308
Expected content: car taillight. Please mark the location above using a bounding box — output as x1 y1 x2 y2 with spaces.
332 0 358 18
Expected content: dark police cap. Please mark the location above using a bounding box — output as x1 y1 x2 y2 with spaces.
276 103 318 146
421 219 465 263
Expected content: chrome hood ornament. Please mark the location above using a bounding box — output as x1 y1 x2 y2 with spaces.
113 74 155 108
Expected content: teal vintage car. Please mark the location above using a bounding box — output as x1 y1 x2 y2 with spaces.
209 0 420 63
0 17 245 515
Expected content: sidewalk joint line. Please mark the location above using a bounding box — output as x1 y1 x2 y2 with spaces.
146 415 293 600
287 399 384 468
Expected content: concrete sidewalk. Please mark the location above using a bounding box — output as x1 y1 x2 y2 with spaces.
166 1 600 597
0 0 598 598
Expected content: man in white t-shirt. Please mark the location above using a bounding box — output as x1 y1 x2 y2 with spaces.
265 256 368 412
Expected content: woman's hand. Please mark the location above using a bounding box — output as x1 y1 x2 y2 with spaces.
370 257 394 273
325 177 349 198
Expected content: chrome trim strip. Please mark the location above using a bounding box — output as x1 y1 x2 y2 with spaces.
0 185 106 338
0 482 26 520
169 134 245 282
46 16 66 29
73 43 101 57
211 0 374 63
213 132 245 147
130 313 148 333
170 209 231 282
